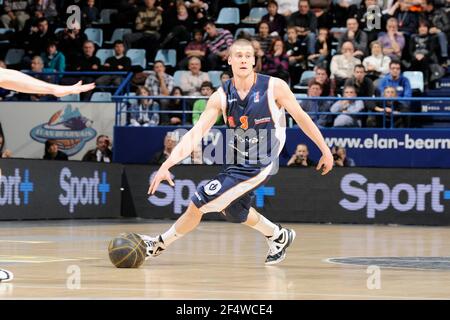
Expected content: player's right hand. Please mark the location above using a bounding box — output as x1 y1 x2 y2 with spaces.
148 167 175 195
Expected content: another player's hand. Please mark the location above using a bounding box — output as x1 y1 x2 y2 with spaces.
53 81 96 97
148 166 175 195
316 150 334 175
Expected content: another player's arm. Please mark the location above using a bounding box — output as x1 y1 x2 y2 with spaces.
148 91 222 194
0 68 95 97
274 78 334 175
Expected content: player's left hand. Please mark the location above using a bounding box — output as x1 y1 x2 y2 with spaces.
316 151 334 175
53 81 96 97
148 166 175 195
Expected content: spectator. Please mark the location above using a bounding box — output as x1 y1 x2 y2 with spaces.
423 0 449 66
25 56 57 101
332 146 355 167
160 2 193 49
41 41 66 75
301 80 332 127
330 41 361 89
82 135 113 163
129 86 160 127
43 140 68 160
165 87 184 125
330 85 365 127
350 0 383 44
1 0 31 31
367 85 409 128
29 0 58 22
150 132 177 164
363 41 392 82
252 21 274 54
82 0 100 27
345 65 375 97
338 18 368 60
204 21 234 70
287 144 316 167
378 17 405 60
311 65 336 96
95 41 131 91
378 61 412 97
180 57 210 96
0 133 12 158
308 27 332 68
220 71 231 86
123 0 162 61
192 81 222 125
252 39 265 73
285 25 307 84
390 0 420 36
178 29 207 70
24 17 55 58
262 38 290 82
185 0 210 27
287 0 317 55
57 25 88 70
261 0 287 37
277 0 299 16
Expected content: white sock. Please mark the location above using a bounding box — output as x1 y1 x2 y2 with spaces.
249 214 279 238
160 225 184 247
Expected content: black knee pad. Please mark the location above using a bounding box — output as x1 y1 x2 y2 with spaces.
222 194 253 223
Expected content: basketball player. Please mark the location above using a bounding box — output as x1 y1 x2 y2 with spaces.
0 67 95 282
141 39 333 265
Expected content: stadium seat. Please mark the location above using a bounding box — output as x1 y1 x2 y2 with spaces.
242 7 268 24
208 71 223 88
154 49 177 68
105 28 132 45
96 49 114 64
95 9 118 24
233 0 249 4
5 48 25 65
404 71 424 92
126 49 146 68
90 92 112 102
216 7 240 25
84 28 103 47
293 70 315 90
54 28 65 35
59 94 80 102
234 27 256 39
173 70 188 87
0 28 14 44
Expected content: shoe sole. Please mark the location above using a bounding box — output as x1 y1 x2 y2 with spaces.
265 229 296 265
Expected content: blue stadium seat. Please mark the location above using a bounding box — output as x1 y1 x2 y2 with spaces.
126 49 146 68
208 71 223 88
234 28 256 39
242 7 268 24
233 0 249 4
216 7 240 25
293 70 315 90
173 70 188 87
54 28 65 35
0 28 13 44
5 48 24 65
96 49 114 64
59 94 80 102
403 71 424 92
84 28 103 47
154 49 177 68
105 28 132 45
90 92 112 102
96 9 118 24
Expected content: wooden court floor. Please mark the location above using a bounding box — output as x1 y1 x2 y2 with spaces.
0 219 449 300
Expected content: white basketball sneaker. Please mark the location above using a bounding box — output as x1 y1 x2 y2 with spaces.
0 268 13 282
265 226 296 265
139 234 166 260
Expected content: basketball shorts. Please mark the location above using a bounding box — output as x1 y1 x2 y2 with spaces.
191 164 274 223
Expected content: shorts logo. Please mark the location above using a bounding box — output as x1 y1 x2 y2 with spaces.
204 180 222 196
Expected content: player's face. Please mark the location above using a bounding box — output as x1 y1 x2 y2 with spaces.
228 45 255 78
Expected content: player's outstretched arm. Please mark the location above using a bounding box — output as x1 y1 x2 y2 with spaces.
274 78 333 175
148 91 222 194
0 68 95 97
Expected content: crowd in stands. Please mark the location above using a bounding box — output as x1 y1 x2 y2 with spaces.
0 0 448 130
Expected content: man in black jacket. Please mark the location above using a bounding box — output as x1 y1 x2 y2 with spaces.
82 135 113 163
287 0 317 55
95 41 131 91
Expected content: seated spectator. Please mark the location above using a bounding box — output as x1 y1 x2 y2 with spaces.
332 146 355 167
252 39 265 73
391 0 420 37
82 135 113 163
310 65 336 97
423 0 449 66
363 41 391 82
24 56 57 101
178 29 207 70
160 2 193 49
96 41 131 91
367 86 409 128
179 57 210 96
0 133 12 158
1 0 31 31
150 132 177 164
185 0 210 27
301 80 332 127
165 87 184 125
261 0 287 38
338 18 368 60
204 21 234 70
252 21 274 54
308 27 332 68
29 0 58 22
24 17 55 59
129 86 160 127
332 0 358 27
330 41 361 89
43 140 68 160
377 18 405 60
378 61 412 98
287 144 316 167
82 0 100 27
192 81 222 125
262 38 290 82
330 85 365 127
220 71 231 86
287 0 317 55
41 41 66 76
285 25 307 84
345 64 375 111
57 24 88 70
